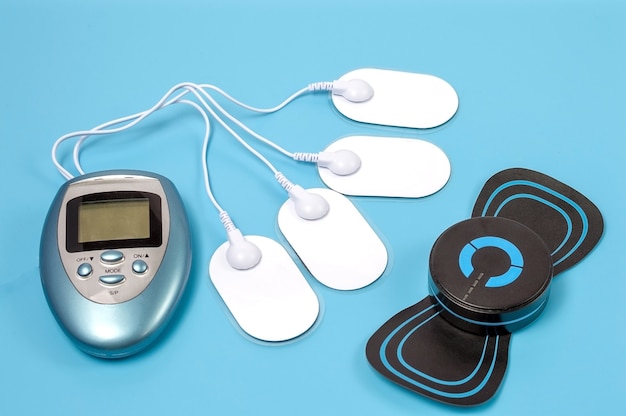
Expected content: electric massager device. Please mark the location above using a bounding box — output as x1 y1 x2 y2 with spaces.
366 168 604 406
40 171 191 358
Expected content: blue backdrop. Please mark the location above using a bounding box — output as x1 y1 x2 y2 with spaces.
1 1 624 414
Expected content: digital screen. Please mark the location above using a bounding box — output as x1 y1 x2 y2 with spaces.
78 198 151 243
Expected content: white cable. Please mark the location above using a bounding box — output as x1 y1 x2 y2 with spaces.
53 83 192 179
178 98 223 213
68 83 283 178
67 90 241 235
65 81 329 179
58 82 315 215
177 84 316 195
72 90 189 176
179 99 239 235
191 84 323 168
174 89 289 235
50 78 342 269
60 82 287 228
53 81 328 265
198 83 311 114
195 82 334 164
191 85 295 159
175 83 282 175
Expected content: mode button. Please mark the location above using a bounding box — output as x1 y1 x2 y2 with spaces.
101 250 124 264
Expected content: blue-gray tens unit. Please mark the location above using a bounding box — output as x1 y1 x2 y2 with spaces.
40 170 192 359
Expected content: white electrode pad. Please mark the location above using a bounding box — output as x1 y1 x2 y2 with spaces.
278 188 388 290
318 136 451 198
331 68 459 129
209 236 320 342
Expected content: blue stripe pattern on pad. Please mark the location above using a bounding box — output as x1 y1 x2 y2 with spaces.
481 180 589 266
378 303 500 399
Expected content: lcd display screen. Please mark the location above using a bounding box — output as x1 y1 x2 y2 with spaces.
78 199 151 243
66 191 162 252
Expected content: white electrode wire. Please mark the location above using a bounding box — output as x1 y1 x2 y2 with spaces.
57 79 335 178
194 82 336 163
177 84 310 197
68 81 327 179
190 85 295 159
197 83 311 114
69 82 283 179
173 85 312 197
65 82 295 221
63 89 236 231
189 97 239 232
154 97 229 218
63 90 226 214
176 99 238 234
178 99 224 214
53 83 193 179
72 91 189 176
58 82 306 222
175 84 282 176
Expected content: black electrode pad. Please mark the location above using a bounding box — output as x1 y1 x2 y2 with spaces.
471 168 604 276
366 168 604 406
366 297 511 406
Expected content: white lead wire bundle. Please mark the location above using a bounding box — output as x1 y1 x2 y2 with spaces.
50 81 338 243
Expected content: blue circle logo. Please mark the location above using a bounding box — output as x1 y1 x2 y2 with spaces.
458 236 524 288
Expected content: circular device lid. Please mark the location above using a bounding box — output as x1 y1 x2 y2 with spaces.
428 216 553 334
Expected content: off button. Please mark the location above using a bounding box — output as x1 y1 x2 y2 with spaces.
77 263 92 278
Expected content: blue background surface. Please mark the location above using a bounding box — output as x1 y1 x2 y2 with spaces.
1 0 625 414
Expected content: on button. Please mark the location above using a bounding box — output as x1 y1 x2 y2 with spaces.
132 260 148 274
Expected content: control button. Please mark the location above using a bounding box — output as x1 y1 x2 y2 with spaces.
428 216 553 335
132 260 148 274
77 263 92 278
101 250 124 264
459 236 524 288
99 275 126 285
